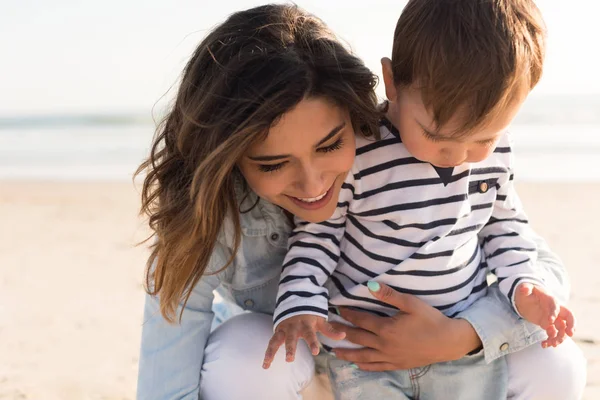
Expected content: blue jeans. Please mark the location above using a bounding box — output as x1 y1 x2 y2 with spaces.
326 350 507 400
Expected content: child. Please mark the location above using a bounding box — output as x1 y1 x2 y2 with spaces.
264 0 575 395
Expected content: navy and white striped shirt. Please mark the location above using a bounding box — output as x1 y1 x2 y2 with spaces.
273 119 544 341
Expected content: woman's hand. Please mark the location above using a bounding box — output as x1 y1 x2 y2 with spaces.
330 282 482 371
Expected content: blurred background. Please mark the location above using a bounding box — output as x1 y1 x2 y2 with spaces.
1 1 598 399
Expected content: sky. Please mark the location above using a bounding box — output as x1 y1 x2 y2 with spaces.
1 0 599 115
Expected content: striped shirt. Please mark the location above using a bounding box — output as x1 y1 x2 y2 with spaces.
273 119 544 342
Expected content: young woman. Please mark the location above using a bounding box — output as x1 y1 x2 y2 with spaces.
135 4 586 399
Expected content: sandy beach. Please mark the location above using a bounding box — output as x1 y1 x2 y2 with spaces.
0 181 598 399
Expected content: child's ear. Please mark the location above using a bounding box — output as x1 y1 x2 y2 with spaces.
381 57 398 102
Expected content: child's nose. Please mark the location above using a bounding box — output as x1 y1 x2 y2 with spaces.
441 148 467 166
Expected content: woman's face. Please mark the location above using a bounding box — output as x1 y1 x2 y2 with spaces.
238 96 356 223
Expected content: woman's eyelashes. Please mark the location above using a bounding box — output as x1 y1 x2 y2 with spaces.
257 137 345 173
258 162 286 173
317 137 344 153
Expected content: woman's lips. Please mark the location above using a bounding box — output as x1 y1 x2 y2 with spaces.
287 184 335 211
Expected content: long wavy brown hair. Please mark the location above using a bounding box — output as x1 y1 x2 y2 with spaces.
136 4 381 322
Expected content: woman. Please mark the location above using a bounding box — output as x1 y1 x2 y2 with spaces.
135 4 586 399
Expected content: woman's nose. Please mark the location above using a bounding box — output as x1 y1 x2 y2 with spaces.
294 164 325 197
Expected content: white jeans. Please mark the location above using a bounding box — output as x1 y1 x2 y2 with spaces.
507 335 587 400
199 313 587 400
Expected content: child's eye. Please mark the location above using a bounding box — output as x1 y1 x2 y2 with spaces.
422 129 442 142
477 139 496 147
318 138 344 153
258 162 286 173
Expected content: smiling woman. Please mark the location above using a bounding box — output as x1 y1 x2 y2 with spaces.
239 97 359 223
134 4 380 400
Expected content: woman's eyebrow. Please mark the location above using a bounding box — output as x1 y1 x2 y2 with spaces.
315 122 346 147
247 121 346 162
247 154 289 162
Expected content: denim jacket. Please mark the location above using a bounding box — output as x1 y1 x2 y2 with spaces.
136 188 570 400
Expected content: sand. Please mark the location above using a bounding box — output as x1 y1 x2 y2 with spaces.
0 181 598 399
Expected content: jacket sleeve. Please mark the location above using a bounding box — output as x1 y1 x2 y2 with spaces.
456 234 570 363
136 240 231 400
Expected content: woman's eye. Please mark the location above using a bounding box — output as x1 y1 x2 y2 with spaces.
258 162 285 173
318 137 344 153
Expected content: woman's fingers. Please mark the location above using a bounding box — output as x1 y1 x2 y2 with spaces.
333 348 389 364
338 307 383 334
353 362 399 372
367 282 421 314
330 322 380 349
318 320 346 341
263 330 286 369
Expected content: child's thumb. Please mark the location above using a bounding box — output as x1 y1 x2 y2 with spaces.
517 282 534 297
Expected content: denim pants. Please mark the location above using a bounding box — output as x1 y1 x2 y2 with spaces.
326 350 507 400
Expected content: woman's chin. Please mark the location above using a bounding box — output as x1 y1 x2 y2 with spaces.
287 197 338 222
293 207 336 223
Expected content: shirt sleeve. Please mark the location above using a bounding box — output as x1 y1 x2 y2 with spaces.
478 146 544 316
272 206 348 330
456 234 570 363
136 240 231 400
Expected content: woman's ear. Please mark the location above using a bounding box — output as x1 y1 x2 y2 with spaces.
381 57 398 103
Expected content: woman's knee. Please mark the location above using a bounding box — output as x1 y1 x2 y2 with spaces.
199 313 315 400
507 338 587 400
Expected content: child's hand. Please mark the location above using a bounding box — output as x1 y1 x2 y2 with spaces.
262 314 346 369
514 282 576 348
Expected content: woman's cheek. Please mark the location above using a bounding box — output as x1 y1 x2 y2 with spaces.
339 146 357 171
253 174 288 200
238 167 278 200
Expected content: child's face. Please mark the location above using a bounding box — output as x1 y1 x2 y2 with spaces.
395 85 527 168
238 96 356 223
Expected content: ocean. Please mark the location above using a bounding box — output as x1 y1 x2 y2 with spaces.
1 95 599 182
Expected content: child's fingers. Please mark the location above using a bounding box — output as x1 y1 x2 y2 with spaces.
285 331 299 362
318 320 347 341
534 288 559 324
545 323 558 343
543 332 559 348
263 331 286 369
558 306 576 337
553 319 567 347
300 326 321 356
